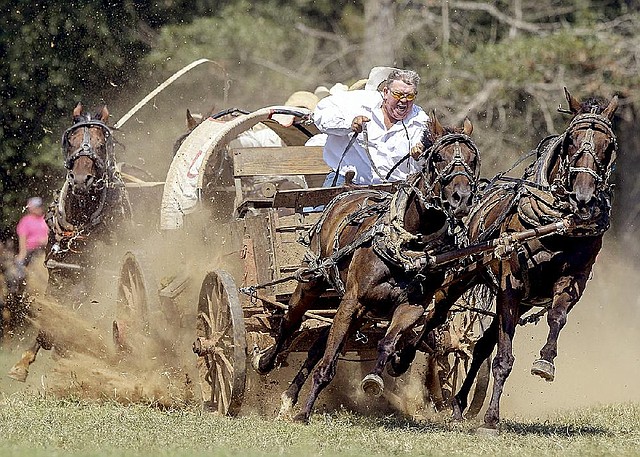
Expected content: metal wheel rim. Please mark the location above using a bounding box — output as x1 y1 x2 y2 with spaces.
195 270 246 416
116 251 155 336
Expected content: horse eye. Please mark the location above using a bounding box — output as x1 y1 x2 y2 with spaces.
432 153 443 162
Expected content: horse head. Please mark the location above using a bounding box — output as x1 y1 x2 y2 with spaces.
561 88 618 219
422 111 480 219
62 102 112 194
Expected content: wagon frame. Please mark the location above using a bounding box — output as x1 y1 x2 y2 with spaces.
116 106 500 418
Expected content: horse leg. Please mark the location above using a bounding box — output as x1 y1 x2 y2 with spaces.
361 302 424 397
278 326 329 419
532 274 588 382
388 277 474 377
294 290 363 424
482 261 523 432
7 330 53 382
253 278 325 374
452 317 498 420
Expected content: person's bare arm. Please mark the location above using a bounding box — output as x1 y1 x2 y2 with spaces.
16 234 27 263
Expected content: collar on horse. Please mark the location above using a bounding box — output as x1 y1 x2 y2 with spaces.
372 132 480 272
48 120 128 258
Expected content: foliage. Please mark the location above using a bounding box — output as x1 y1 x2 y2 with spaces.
2 0 640 240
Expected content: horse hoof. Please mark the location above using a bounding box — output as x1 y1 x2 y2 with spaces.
7 365 28 383
292 412 310 424
251 347 271 375
531 359 555 382
277 393 295 420
361 373 384 397
475 425 499 436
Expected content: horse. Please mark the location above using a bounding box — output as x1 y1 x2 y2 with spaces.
8 102 132 382
397 88 618 431
253 111 481 423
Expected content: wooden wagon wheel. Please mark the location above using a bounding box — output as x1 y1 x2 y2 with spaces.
193 270 247 416
425 287 492 418
113 251 161 353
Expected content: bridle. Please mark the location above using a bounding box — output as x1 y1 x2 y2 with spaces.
426 133 480 191
561 109 617 192
406 132 480 215
61 120 114 188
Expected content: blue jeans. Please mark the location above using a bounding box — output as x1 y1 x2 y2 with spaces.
322 170 346 187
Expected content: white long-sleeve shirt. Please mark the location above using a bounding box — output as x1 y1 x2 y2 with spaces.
313 89 429 184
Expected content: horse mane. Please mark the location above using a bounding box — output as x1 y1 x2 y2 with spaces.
420 121 463 150
578 97 609 115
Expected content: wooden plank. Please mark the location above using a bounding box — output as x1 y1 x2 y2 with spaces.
273 183 398 209
233 146 328 177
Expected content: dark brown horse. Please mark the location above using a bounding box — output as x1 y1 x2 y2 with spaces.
402 88 618 431
8 102 132 382
44 103 132 292
253 112 481 422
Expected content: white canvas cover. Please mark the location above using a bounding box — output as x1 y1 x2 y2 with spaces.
160 107 312 229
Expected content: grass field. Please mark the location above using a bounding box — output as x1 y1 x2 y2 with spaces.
1 392 639 457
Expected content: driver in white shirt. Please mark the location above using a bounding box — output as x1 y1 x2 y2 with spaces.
312 68 429 186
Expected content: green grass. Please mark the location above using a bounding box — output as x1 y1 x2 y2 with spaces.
1 393 639 457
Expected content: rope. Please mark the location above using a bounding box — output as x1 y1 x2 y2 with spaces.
114 59 224 130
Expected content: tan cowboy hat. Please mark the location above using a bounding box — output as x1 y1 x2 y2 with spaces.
272 90 319 126
314 85 330 99
285 91 319 111
349 79 368 90
364 66 401 91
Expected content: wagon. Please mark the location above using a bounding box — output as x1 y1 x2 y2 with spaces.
115 106 491 417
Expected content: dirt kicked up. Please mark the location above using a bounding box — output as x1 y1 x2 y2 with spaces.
1 230 640 422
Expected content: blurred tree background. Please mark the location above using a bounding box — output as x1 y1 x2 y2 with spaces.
1 0 638 256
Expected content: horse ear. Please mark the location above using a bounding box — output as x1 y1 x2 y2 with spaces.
601 95 619 120
564 87 582 114
462 117 473 135
431 110 445 137
186 109 199 130
97 105 109 123
73 102 83 118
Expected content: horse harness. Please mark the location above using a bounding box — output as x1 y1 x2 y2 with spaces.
47 120 129 261
301 133 480 296
460 109 617 309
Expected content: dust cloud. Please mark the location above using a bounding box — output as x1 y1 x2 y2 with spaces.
4 232 637 421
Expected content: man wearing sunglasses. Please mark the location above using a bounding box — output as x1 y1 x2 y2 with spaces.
313 67 429 186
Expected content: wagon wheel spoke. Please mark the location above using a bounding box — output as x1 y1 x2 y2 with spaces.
195 270 246 416
198 311 213 332
214 362 230 414
114 251 162 354
427 285 492 414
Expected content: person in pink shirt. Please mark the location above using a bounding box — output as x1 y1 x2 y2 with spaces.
15 197 48 275
16 197 48 261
